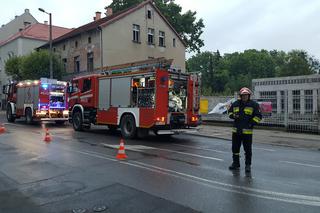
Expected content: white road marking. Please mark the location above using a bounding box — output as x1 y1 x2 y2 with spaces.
74 149 320 206
102 143 223 162
172 143 228 154
280 161 320 168
253 147 276 152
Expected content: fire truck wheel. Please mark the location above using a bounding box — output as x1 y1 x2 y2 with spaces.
72 111 83 131
25 108 33 124
120 114 137 139
6 105 15 122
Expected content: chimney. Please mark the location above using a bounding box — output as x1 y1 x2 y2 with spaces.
25 9 30 13
104 7 113 17
44 21 48 25
95 11 101 21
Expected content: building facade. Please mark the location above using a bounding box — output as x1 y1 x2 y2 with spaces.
45 0 186 79
252 74 320 115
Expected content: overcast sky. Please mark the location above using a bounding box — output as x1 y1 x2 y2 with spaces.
1 0 319 59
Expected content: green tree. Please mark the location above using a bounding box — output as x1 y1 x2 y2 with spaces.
108 0 204 52
4 56 24 80
5 50 64 80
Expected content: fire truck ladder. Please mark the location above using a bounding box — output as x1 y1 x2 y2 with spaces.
100 57 174 75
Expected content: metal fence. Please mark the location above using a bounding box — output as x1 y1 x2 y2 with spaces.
202 92 320 134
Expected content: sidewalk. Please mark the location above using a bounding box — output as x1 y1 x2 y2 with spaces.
192 124 320 150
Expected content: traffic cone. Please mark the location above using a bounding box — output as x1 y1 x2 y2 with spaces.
116 139 128 160
0 124 5 134
43 128 52 143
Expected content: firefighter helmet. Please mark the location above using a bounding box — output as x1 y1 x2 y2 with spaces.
239 87 252 95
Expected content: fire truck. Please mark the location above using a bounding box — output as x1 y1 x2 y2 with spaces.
2 78 69 124
68 58 201 138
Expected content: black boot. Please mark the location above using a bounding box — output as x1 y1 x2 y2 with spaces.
245 165 251 173
229 162 240 171
229 154 240 170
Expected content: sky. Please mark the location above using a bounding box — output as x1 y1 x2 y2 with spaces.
1 0 319 59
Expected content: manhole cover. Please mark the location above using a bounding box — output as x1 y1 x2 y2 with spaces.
72 208 87 213
93 205 108 212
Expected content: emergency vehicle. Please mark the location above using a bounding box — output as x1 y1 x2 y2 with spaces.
2 78 69 124
68 58 201 138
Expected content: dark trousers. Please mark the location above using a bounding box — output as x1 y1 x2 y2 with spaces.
232 133 253 166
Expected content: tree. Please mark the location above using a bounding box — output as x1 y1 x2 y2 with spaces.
277 50 315 77
5 50 64 80
4 56 24 81
108 0 205 53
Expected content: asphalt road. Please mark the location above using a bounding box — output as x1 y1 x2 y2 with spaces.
0 115 320 213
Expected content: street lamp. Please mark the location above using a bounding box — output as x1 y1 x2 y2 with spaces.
39 8 53 79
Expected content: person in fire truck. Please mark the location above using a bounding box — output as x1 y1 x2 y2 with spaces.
227 87 262 173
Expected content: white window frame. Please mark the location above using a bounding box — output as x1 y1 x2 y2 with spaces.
159 31 165 47
148 28 155 45
133 24 140 43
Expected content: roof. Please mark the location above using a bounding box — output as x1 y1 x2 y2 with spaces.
47 0 186 46
0 23 72 47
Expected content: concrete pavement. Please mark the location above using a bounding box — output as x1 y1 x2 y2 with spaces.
192 124 320 150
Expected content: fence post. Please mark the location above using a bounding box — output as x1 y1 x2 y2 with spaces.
284 90 289 131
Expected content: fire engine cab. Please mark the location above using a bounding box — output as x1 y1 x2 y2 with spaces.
2 78 69 124
68 58 201 138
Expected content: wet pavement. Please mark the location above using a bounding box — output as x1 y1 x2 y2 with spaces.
0 115 319 213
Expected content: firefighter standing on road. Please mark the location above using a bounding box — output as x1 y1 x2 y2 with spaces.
228 87 262 173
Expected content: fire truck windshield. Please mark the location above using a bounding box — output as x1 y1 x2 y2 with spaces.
49 87 65 109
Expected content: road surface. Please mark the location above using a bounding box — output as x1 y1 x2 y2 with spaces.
0 115 319 213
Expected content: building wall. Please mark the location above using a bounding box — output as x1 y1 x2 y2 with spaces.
252 74 320 114
52 29 101 75
102 4 186 71
0 9 37 41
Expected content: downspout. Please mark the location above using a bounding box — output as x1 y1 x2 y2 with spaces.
98 26 103 72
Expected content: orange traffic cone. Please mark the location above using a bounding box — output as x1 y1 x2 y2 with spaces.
0 124 5 134
116 139 128 160
43 128 52 143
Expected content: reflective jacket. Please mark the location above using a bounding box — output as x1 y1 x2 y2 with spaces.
228 99 262 134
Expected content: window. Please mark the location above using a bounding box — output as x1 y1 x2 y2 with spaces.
133 24 140 43
62 58 67 72
75 41 78 48
305 90 313 114
159 31 165 47
53 47 56 52
63 44 66 51
74 56 80 73
88 37 92 44
280 91 285 113
173 38 176 47
292 90 300 114
147 10 152 19
82 78 92 92
87 52 94 72
148 28 155 45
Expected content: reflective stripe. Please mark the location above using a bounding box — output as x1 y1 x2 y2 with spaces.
243 129 253 134
232 127 237 133
234 153 240 156
233 107 239 113
244 107 253 115
253 116 261 123
228 112 233 116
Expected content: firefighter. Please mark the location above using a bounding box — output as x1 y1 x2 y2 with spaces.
228 87 262 173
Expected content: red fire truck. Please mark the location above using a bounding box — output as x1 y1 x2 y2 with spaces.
2 78 69 124
68 58 201 138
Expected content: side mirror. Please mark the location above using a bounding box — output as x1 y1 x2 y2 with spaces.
2 85 8 95
67 86 73 94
